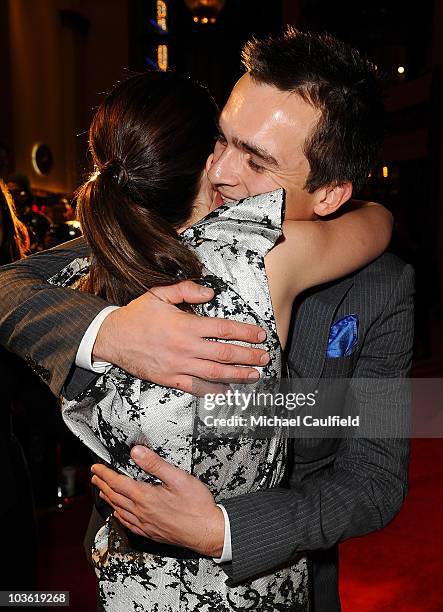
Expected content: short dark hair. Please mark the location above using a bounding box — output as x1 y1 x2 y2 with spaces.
241 27 384 194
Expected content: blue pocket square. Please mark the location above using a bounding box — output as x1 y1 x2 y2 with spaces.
326 315 358 358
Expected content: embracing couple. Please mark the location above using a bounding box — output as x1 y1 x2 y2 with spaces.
0 28 413 612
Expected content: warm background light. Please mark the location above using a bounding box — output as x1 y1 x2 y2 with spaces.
157 44 168 71
185 0 227 23
156 0 167 32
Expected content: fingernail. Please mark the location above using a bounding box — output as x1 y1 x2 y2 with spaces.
131 446 145 460
248 370 260 380
260 353 270 365
200 287 213 298
257 331 266 342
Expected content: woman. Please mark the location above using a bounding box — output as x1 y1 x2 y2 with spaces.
49 72 392 611
0 183 36 590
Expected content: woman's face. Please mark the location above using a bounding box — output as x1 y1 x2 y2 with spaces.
177 164 216 232
193 160 218 215
204 155 224 213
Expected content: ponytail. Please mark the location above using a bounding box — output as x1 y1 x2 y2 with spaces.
76 165 202 306
75 71 219 306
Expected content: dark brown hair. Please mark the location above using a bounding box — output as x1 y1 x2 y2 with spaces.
242 27 384 194
76 71 219 306
0 181 30 264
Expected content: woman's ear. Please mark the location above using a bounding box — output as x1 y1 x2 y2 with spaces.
313 182 353 217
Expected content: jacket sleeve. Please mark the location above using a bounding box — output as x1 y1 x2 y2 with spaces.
0 237 111 398
219 264 414 584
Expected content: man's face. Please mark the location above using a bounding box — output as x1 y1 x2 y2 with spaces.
208 74 322 220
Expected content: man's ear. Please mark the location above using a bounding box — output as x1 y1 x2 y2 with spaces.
313 182 353 217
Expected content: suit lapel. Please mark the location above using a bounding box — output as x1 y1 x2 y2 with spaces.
287 278 354 382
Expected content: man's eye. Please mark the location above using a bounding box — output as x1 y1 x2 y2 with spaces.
216 134 227 145
248 159 264 173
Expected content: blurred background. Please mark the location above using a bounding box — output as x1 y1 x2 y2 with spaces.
0 1 442 610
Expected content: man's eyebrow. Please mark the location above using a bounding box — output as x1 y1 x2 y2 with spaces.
217 121 279 168
233 137 279 168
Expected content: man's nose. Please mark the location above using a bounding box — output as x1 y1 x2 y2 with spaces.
207 147 239 187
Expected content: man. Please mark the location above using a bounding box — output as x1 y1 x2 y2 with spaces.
0 28 413 610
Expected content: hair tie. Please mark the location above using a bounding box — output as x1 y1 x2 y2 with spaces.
100 159 129 188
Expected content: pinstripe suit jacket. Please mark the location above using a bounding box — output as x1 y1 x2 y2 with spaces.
0 237 414 611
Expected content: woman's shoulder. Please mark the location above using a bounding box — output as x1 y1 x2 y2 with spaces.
181 188 285 258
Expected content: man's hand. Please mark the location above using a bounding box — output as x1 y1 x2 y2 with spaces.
93 280 269 393
91 446 224 557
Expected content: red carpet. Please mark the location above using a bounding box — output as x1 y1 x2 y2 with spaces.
339 438 443 611
37 439 443 611
37 495 97 612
